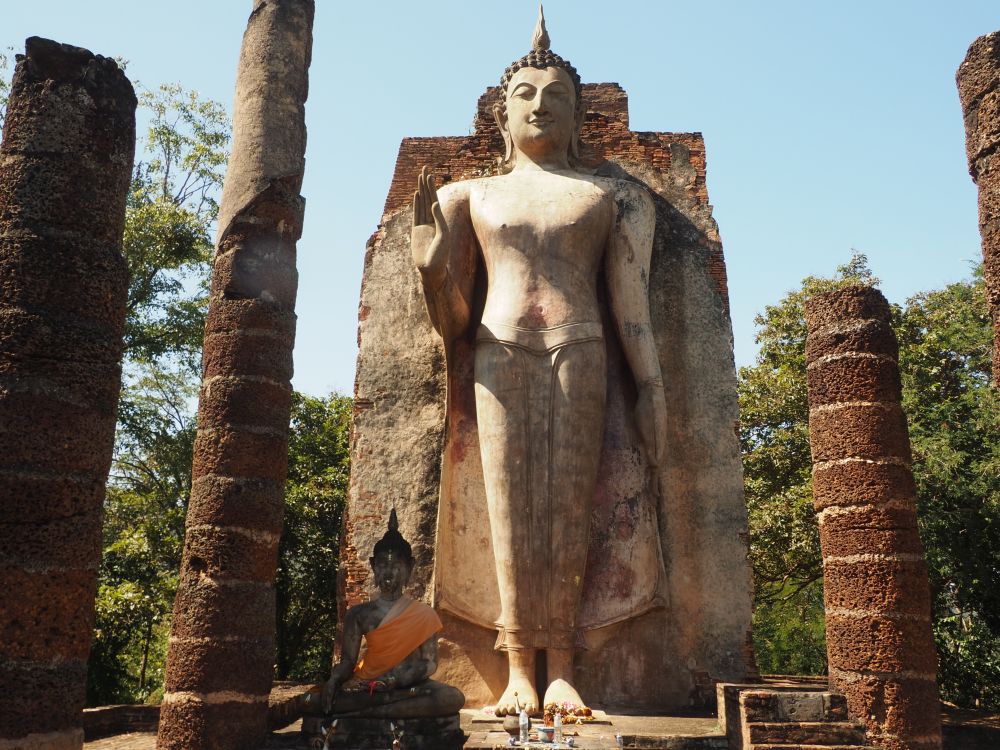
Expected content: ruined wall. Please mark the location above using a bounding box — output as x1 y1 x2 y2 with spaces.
0 37 135 750
343 83 754 710
156 2 313 749
958 31 1000 385
805 286 941 750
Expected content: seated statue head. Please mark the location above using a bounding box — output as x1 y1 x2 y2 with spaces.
494 6 584 172
369 509 415 599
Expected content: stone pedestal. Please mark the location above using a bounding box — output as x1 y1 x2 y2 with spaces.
301 714 464 750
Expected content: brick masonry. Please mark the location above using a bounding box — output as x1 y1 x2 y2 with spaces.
0 37 135 750
957 30 1000 385
805 286 942 750
155 3 313 749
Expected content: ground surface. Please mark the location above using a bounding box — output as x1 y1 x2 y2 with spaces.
82 705 1000 750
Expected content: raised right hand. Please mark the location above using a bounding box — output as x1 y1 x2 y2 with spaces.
411 166 449 278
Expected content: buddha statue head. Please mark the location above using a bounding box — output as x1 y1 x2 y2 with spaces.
494 6 584 172
369 509 415 599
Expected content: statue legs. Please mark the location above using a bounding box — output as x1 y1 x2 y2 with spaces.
475 336 606 713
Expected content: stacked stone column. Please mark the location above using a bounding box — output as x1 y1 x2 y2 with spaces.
0 38 135 750
156 2 313 749
958 31 1000 385
805 286 941 750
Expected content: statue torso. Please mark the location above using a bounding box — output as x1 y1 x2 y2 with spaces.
467 170 614 332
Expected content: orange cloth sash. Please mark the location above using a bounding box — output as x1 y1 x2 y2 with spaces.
354 598 443 680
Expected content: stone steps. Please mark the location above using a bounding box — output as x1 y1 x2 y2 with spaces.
746 720 868 745
717 683 877 750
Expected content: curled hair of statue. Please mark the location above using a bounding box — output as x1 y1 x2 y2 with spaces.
372 508 414 563
495 4 584 172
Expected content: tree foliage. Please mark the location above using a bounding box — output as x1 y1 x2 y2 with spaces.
896 270 1000 707
88 84 228 705
276 393 352 681
740 254 1000 708
740 255 877 675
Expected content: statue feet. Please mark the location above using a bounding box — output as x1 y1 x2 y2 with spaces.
543 678 585 711
495 678 538 717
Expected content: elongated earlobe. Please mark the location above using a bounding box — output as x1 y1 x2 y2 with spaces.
493 103 514 170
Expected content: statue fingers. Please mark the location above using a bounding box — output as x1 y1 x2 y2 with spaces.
426 171 438 203
431 201 447 236
412 189 423 227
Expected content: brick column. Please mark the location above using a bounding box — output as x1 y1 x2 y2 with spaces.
0 38 135 750
958 31 1000 385
805 286 941 750
156 2 313 749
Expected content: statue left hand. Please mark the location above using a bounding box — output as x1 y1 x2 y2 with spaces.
635 382 667 467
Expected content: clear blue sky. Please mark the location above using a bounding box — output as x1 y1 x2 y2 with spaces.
4 1 997 396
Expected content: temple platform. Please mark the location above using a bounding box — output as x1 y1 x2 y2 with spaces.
462 710 725 749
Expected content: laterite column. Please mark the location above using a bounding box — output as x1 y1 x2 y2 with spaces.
156 2 313 749
0 38 135 750
958 31 1000 385
805 286 941 750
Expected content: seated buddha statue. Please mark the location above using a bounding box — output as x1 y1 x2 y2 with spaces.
319 511 464 719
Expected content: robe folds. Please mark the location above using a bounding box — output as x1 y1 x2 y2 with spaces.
354 596 444 680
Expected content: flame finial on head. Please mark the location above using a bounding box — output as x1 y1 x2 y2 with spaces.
532 5 550 51
372 507 413 562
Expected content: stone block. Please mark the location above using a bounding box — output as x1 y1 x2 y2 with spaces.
180 524 279 582
157 699 270 750
805 356 901 408
808 404 910 463
191 425 289 481
805 319 898 361
184 475 286 534
0 471 104 524
825 613 938 674
202 328 295 383
746 720 867 745
819 521 925 559
822 557 932 615
0 567 96 661
168 576 275 642
164 637 274 695
204 297 297 337
210 244 299 306
812 460 915 510
300 714 465 750
196 376 293 433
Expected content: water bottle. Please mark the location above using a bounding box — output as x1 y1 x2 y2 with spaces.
519 705 529 743
554 712 563 743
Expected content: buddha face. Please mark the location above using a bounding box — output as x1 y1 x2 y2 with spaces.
369 551 413 599
498 65 578 167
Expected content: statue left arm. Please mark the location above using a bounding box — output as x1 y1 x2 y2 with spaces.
606 181 667 467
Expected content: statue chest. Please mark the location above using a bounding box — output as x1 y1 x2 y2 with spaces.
469 177 612 265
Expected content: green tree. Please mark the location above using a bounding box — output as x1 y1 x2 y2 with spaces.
896 270 1000 708
275 393 352 680
87 83 229 705
0 48 9 124
740 255 1000 708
